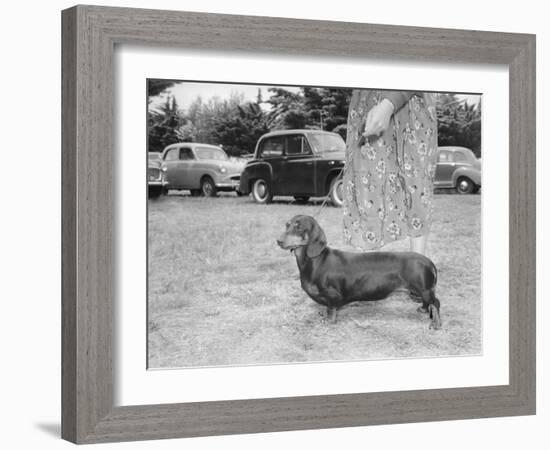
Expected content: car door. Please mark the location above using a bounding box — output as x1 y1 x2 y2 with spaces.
258 136 285 192
162 147 183 188
434 150 455 187
279 134 316 195
177 147 197 189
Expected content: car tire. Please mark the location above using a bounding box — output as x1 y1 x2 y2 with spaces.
456 177 475 194
251 178 273 204
293 196 310 204
200 177 218 197
329 176 344 207
148 187 162 199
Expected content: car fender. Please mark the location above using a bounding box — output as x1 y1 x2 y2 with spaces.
196 166 221 186
239 161 273 194
452 166 481 186
322 167 344 195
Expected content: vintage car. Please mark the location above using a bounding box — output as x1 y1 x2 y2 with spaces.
147 152 168 198
160 143 244 196
435 146 482 194
239 130 345 206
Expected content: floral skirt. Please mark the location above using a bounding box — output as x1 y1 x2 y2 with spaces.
342 90 438 250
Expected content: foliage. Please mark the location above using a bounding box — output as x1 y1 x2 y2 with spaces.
436 94 482 157
147 96 185 153
147 83 480 157
211 102 270 156
264 87 351 134
147 80 176 98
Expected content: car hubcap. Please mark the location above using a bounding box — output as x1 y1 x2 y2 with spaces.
335 180 343 202
203 182 212 195
256 182 266 199
459 180 469 192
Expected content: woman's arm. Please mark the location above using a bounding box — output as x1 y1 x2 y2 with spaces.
383 91 414 113
363 91 414 137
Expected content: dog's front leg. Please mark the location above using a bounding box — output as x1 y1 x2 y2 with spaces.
326 307 338 324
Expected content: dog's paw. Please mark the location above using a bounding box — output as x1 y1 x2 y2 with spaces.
416 306 429 314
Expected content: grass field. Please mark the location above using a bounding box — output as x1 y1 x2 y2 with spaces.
148 192 481 368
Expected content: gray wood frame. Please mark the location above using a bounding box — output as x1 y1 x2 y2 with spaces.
62 5 536 444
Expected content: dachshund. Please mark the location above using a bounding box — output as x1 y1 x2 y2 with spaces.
277 215 442 329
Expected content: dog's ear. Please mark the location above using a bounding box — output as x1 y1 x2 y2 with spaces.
306 219 327 258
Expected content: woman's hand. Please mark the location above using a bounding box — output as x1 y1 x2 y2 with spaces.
363 98 395 137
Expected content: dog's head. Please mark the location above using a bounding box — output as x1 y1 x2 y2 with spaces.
277 215 327 258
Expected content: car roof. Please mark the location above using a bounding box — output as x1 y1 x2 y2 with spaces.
258 129 340 139
438 146 474 153
162 143 223 151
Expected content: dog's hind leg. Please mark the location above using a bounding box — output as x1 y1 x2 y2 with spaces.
420 289 442 329
326 306 339 324
416 301 429 314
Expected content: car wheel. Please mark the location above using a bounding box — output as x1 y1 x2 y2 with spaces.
251 178 273 204
200 177 218 197
329 176 344 207
456 177 475 194
148 187 162 199
293 196 310 204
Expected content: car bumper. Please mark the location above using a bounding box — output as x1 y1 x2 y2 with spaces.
215 175 241 191
148 180 169 187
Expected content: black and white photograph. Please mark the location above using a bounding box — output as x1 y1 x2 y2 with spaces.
147 80 482 369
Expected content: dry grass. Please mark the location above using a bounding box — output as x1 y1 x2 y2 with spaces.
148 192 481 368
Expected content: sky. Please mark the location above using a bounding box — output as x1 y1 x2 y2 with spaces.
149 81 480 113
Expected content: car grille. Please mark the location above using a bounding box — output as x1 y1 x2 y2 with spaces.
230 175 240 181
148 168 161 181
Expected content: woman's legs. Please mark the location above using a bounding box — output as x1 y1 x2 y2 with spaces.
410 233 428 255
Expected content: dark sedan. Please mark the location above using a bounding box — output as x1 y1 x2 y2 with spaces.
239 130 345 206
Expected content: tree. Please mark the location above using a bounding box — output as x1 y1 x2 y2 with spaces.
263 87 351 135
147 80 176 98
265 88 309 129
211 101 270 156
318 88 351 136
147 96 185 152
436 94 482 157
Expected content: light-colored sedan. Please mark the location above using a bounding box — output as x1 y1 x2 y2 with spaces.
147 152 168 198
161 143 245 196
434 146 482 194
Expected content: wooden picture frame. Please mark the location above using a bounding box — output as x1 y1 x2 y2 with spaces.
61 5 536 444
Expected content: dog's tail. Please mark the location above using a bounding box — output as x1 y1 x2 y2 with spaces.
431 261 438 289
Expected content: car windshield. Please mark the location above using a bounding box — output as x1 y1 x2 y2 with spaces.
308 133 346 153
195 147 228 161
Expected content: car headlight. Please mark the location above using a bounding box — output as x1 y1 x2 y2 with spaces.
219 165 227 173
161 166 167 172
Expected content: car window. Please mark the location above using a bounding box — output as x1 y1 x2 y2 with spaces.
180 148 195 160
259 137 284 157
164 148 180 161
308 133 345 153
285 135 311 155
453 151 467 163
195 147 228 161
438 151 451 163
